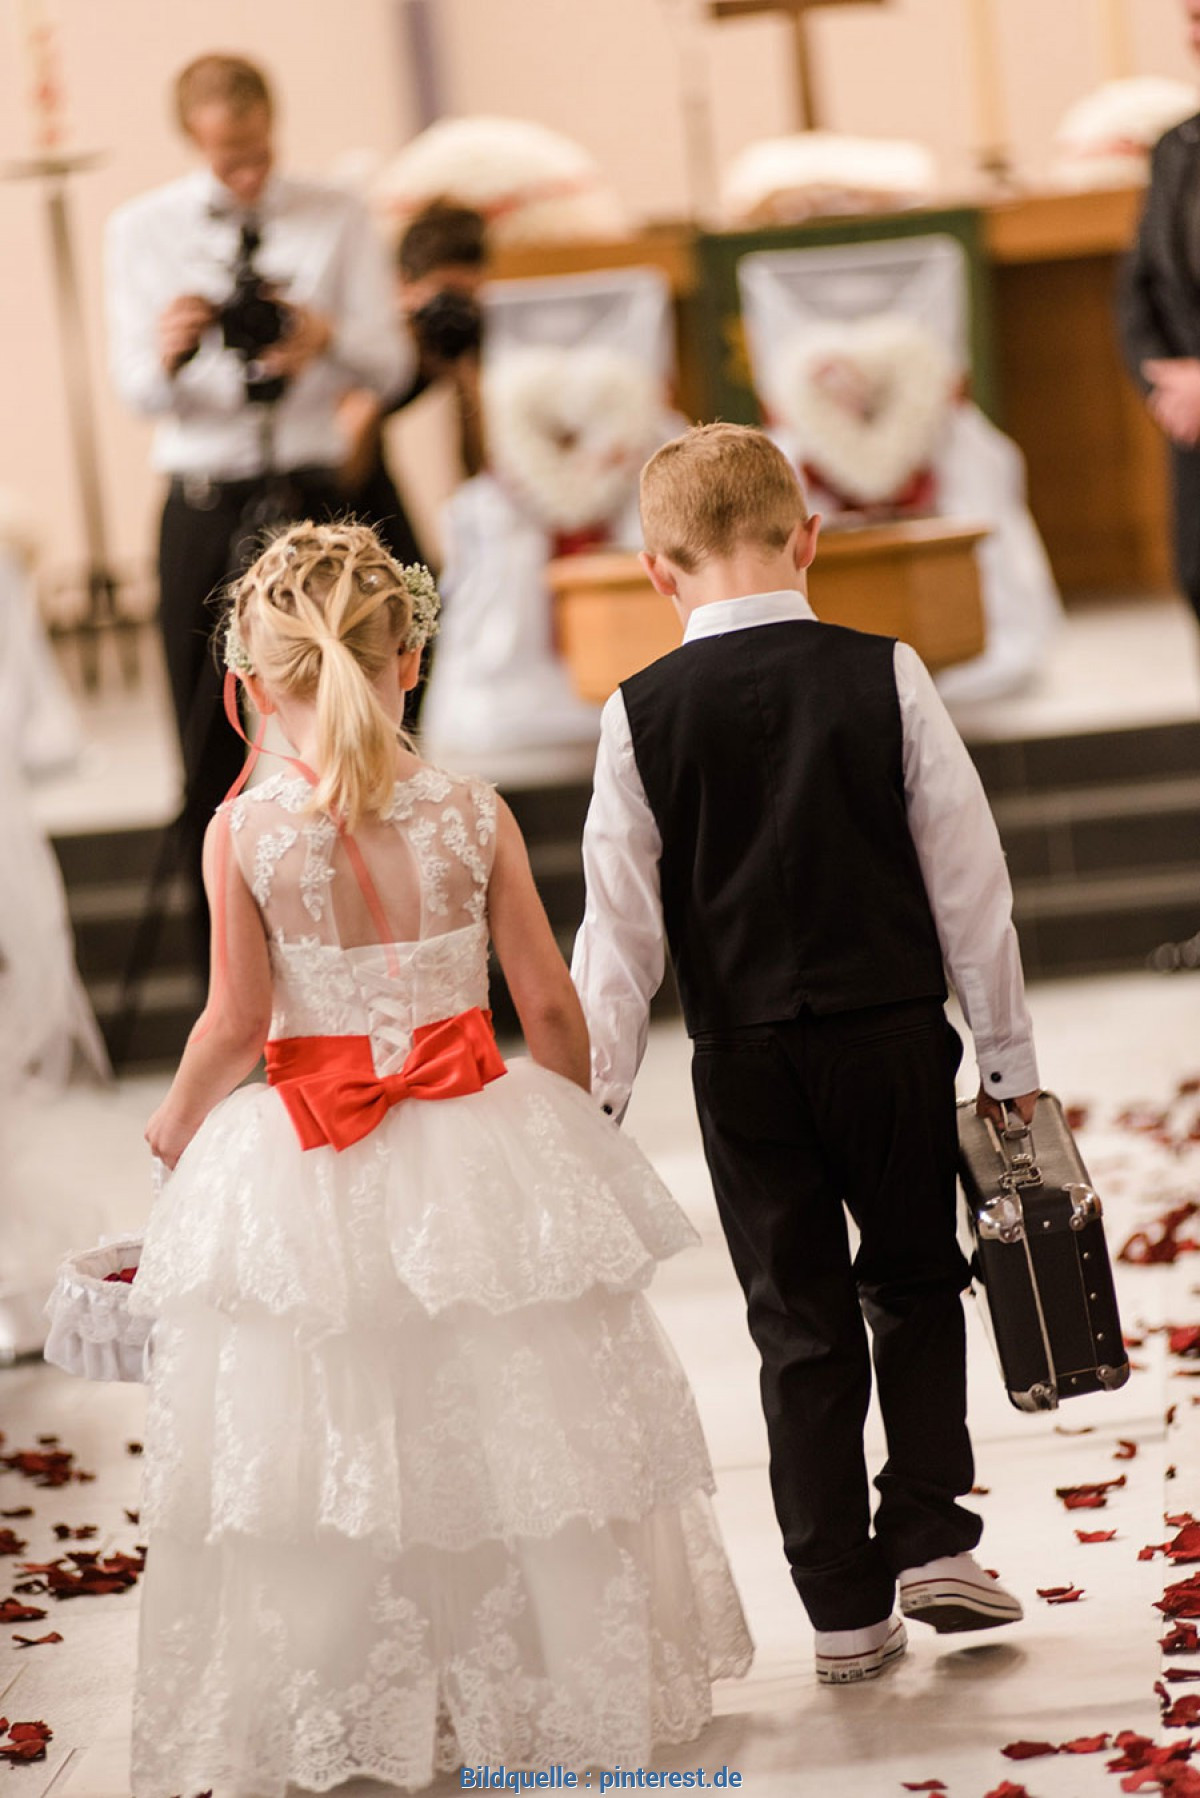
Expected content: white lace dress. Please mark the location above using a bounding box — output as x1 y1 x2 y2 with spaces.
128 768 751 1797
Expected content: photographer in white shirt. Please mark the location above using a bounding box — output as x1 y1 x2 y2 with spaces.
106 54 406 959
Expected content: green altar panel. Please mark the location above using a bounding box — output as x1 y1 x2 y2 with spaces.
691 207 997 428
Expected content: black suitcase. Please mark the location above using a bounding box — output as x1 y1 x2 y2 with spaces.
957 1092 1130 1412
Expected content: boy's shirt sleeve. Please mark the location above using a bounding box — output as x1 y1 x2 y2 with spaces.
895 641 1041 1100
571 690 665 1120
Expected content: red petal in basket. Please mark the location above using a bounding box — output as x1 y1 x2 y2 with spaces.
102 1267 137 1284
1036 1585 1085 1604
1061 1734 1109 1752
1076 1529 1117 1543
1002 1740 1060 1759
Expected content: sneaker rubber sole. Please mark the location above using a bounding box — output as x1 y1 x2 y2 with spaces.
815 1619 908 1685
899 1577 1022 1634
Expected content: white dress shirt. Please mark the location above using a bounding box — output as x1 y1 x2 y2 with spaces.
571 589 1040 1119
106 170 408 480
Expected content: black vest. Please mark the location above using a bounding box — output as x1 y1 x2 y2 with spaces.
621 619 947 1033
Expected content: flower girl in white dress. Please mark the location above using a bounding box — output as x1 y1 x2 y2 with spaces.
127 522 751 1796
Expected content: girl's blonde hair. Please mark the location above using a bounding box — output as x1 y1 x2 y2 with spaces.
228 520 432 831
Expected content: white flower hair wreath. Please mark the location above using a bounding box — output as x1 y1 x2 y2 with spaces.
223 559 441 677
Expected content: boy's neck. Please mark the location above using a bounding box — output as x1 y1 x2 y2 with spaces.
675 558 808 619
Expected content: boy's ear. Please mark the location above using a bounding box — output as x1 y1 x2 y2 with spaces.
793 513 821 573
639 550 679 600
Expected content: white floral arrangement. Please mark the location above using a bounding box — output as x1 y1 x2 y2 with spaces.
722 133 938 228
1052 78 1199 191
373 116 626 247
222 562 440 676
484 344 663 532
776 314 958 510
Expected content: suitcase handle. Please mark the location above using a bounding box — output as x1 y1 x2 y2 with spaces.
993 1102 1043 1190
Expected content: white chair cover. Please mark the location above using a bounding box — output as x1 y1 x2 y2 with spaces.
737 236 1061 705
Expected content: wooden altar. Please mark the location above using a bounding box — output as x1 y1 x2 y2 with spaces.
492 183 1169 601
548 519 988 705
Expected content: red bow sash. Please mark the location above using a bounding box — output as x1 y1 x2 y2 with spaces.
266 1007 506 1152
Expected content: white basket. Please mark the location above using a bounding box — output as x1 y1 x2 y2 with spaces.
43 1236 150 1383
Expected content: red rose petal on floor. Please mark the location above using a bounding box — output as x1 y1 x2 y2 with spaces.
8 1721 52 1742
1162 1693 1200 1727
1169 1524 1200 1564
1166 1667 1200 1681
985 1784 1032 1798
12 1632 63 1649
1065 1103 1090 1128
1061 1734 1109 1752
1057 1476 1125 1509
1037 1585 1085 1604
0 1509 32 1521
901 1783 947 1792
124 1508 140 1525
1076 1529 1117 1543
1169 1326 1200 1358
970 1484 991 1495
1157 1572 1200 1617
0 1599 47 1624
1141 1544 1171 1561
1162 1621 1200 1652
1115 1439 1139 1460
1002 1739 1061 1758
1125 1333 1147 1349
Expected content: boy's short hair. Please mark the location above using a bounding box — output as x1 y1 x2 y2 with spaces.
640 423 808 573
398 200 489 281
175 54 273 130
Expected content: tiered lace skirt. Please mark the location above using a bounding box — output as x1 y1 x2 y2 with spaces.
128 1058 752 1796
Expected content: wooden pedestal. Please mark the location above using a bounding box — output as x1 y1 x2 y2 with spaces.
549 519 988 704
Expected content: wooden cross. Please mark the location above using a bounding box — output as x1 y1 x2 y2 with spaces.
709 0 887 131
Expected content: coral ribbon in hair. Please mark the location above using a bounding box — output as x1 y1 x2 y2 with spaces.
266 1008 506 1151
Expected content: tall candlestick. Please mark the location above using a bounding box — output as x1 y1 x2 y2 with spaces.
964 0 1011 185
1101 0 1133 81
16 0 67 154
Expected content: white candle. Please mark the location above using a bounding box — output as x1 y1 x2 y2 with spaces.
16 0 67 155
964 0 1007 175
1101 0 1133 82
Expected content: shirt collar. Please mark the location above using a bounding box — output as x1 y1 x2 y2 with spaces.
199 168 285 222
681 589 817 645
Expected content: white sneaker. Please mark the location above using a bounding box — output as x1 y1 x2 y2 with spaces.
814 1614 907 1685
899 1552 1023 1633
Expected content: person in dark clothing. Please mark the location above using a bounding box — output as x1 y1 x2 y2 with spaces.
1117 10 1200 626
572 424 1039 1685
340 200 490 566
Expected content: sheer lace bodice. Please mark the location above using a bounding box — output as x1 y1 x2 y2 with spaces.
227 768 497 1070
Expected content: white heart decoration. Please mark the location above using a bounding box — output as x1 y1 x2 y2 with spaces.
776 315 957 507
483 345 663 531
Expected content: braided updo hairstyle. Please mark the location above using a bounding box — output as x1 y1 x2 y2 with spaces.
226 520 438 831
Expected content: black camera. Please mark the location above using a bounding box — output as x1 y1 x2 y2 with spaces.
410 289 483 365
219 222 289 404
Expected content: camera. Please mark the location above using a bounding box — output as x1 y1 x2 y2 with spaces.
219 222 289 404
410 289 484 365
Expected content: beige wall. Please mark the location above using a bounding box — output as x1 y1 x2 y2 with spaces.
0 0 1194 578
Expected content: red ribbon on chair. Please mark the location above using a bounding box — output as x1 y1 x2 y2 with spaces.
265 1006 506 1152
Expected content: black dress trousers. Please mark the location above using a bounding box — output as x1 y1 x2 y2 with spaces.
691 996 981 1633
1170 444 1200 627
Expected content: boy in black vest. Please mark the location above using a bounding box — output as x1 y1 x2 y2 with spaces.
572 423 1040 1684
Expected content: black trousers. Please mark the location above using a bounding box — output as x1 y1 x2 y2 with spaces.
691 997 980 1633
1171 445 1200 627
157 469 342 955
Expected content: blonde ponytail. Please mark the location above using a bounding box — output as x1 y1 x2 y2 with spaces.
228 521 440 831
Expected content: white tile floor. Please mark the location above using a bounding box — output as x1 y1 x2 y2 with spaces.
3 971 1199 1798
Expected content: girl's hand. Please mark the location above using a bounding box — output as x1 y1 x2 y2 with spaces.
145 1102 197 1172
